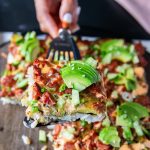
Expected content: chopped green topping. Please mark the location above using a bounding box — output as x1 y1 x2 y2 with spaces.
39 130 47 143
99 126 120 147
80 120 88 127
31 106 39 113
72 89 80 106
30 100 38 106
16 78 28 88
41 87 47 93
59 83 67 92
29 100 39 113
107 64 137 91
57 97 65 109
14 72 24 81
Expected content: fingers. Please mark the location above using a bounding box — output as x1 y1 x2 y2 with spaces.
59 0 80 31
34 0 58 38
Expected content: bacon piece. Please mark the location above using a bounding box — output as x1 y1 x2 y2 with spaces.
95 141 110 150
134 42 145 56
8 43 18 55
40 92 56 105
134 96 150 108
139 56 148 67
1 75 16 87
64 142 76 150
6 64 16 71
106 61 121 72
32 83 41 100
53 124 62 139
13 88 23 96
0 90 6 97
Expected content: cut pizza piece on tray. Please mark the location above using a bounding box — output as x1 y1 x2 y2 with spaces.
22 58 108 126
0 32 48 105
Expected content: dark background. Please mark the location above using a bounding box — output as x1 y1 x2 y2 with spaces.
0 0 150 39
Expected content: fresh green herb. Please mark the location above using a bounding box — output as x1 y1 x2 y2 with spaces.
99 126 121 147
80 120 88 127
29 100 39 113
31 106 39 113
59 84 67 92
30 100 38 106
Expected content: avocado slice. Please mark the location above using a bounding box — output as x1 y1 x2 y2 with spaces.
100 39 124 52
61 60 100 91
25 43 40 62
69 61 100 82
102 51 132 64
62 72 93 91
19 32 41 63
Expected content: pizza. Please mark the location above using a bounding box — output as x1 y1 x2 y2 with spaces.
0 32 48 104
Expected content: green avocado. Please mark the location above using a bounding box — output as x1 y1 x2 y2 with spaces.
25 42 40 62
100 39 124 52
20 32 41 63
102 51 132 64
70 61 100 81
61 71 93 91
60 60 100 91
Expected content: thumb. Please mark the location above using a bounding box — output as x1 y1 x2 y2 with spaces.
59 0 78 24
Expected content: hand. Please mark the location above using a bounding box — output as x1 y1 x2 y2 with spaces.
34 0 80 38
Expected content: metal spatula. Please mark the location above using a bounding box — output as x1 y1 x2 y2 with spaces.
46 15 81 61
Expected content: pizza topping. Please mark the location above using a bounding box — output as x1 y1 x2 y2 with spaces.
107 64 137 91
1 75 16 87
98 39 139 64
32 83 41 100
40 92 56 105
60 59 100 91
99 126 121 147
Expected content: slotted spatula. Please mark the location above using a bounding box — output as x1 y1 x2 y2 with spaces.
47 16 81 61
